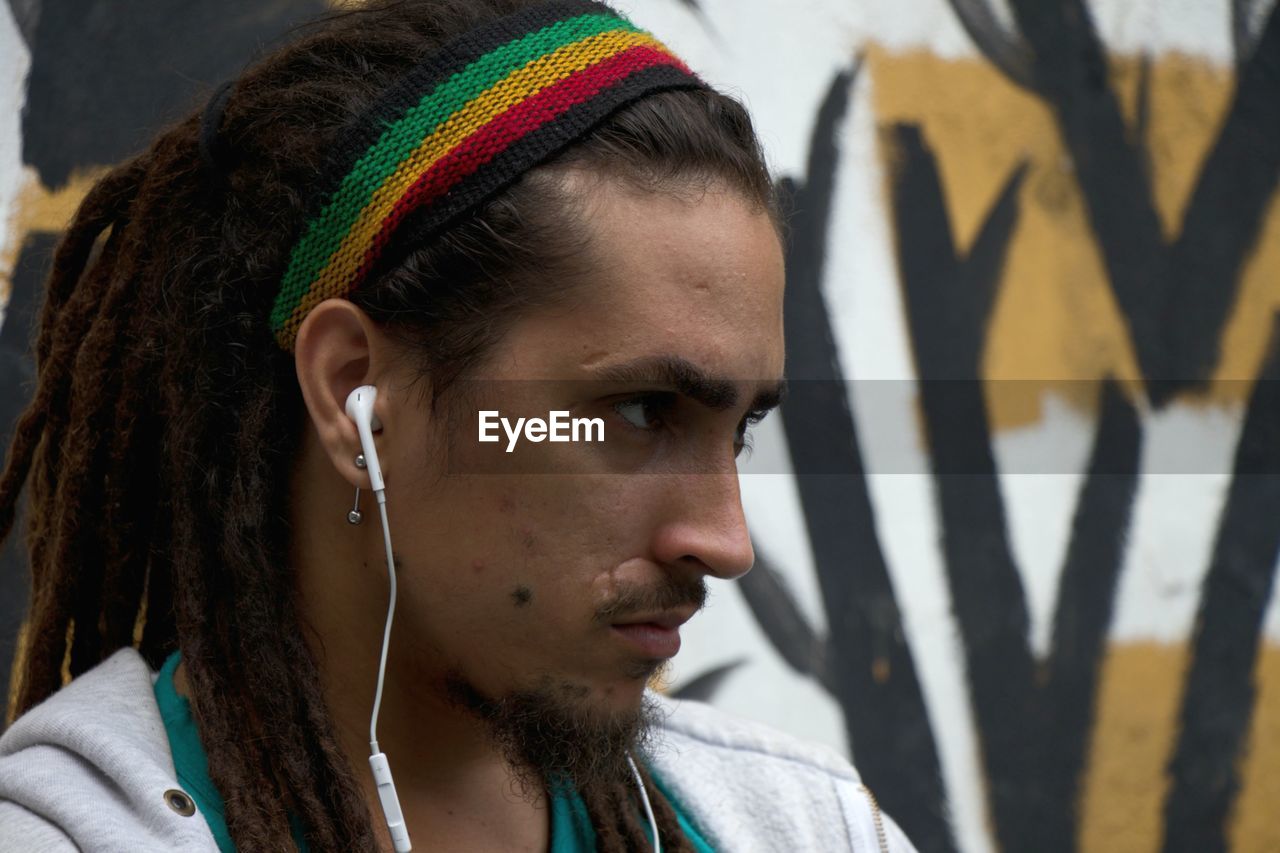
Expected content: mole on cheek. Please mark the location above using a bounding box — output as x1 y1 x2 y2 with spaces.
511 585 533 607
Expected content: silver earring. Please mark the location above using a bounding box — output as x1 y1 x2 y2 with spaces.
345 448 366 522
347 454 366 524
345 450 366 517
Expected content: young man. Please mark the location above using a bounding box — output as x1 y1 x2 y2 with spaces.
0 1 917 849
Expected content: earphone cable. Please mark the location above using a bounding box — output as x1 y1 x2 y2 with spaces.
370 496 396 753
628 754 661 853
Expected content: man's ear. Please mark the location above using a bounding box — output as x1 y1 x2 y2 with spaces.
293 298 388 490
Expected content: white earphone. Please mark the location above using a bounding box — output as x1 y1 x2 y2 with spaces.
345 385 411 853
345 385 386 497
343 384 659 853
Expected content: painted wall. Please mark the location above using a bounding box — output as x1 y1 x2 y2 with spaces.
2 1 1277 851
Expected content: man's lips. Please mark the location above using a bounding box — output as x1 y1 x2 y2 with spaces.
609 608 696 659
611 607 696 630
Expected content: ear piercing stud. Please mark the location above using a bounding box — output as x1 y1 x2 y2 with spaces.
348 454 367 524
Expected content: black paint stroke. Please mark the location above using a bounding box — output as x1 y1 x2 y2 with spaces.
736 546 827 683
5 0 41 48
889 122 1045 851
1041 379 1142 849
1161 317 1280 853
889 125 1026 381
938 5 1280 845
779 72 953 852
944 0 1037 93
22 0 330 188
1165 5 1280 385
889 117 1150 852
0 233 57 731
1134 53 1153 184
1005 0 1170 386
1232 0 1269 63
979 0 1280 401
670 659 745 703
668 0 721 43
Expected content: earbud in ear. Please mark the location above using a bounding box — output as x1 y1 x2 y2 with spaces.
345 385 386 497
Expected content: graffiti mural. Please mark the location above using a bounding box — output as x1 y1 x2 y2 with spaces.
648 1 1280 850
2 1 1278 851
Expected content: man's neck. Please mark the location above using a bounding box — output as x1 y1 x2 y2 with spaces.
328 668 552 853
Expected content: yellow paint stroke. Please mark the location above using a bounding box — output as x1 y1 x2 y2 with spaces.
1109 54 1235 242
1079 641 1280 853
2 165 109 307
866 46 1280 426
1230 640 1280 853
1216 187 1280 385
1080 642 1185 853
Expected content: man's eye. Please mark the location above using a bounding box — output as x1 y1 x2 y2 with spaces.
734 410 768 458
613 393 674 431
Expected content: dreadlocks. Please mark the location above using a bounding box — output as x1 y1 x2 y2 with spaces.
0 1 778 850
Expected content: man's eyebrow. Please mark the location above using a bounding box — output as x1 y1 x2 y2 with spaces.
589 355 786 414
749 379 787 415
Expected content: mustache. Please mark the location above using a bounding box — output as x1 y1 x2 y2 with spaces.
594 573 708 623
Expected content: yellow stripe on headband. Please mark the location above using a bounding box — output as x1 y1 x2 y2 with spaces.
282 28 662 337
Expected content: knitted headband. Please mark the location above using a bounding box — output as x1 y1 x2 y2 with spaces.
259 0 707 351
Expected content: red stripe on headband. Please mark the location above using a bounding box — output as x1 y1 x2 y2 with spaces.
353 44 688 287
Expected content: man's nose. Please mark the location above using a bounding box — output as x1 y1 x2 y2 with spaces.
649 465 755 580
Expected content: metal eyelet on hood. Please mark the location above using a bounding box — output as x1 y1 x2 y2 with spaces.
164 788 196 817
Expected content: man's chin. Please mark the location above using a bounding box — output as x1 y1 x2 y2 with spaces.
623 655 670 684
442 669 663 796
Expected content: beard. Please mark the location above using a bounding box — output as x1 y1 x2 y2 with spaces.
443 662 669 798
439 573 701 796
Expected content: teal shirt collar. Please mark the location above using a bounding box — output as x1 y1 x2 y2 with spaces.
155 651 714 852
153 651 310 852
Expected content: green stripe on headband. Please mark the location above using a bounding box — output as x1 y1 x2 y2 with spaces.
270 12 640 334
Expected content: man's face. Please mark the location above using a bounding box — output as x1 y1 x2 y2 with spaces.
379 177 785 766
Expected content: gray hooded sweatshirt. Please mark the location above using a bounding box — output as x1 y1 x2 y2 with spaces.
0 649 917 852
